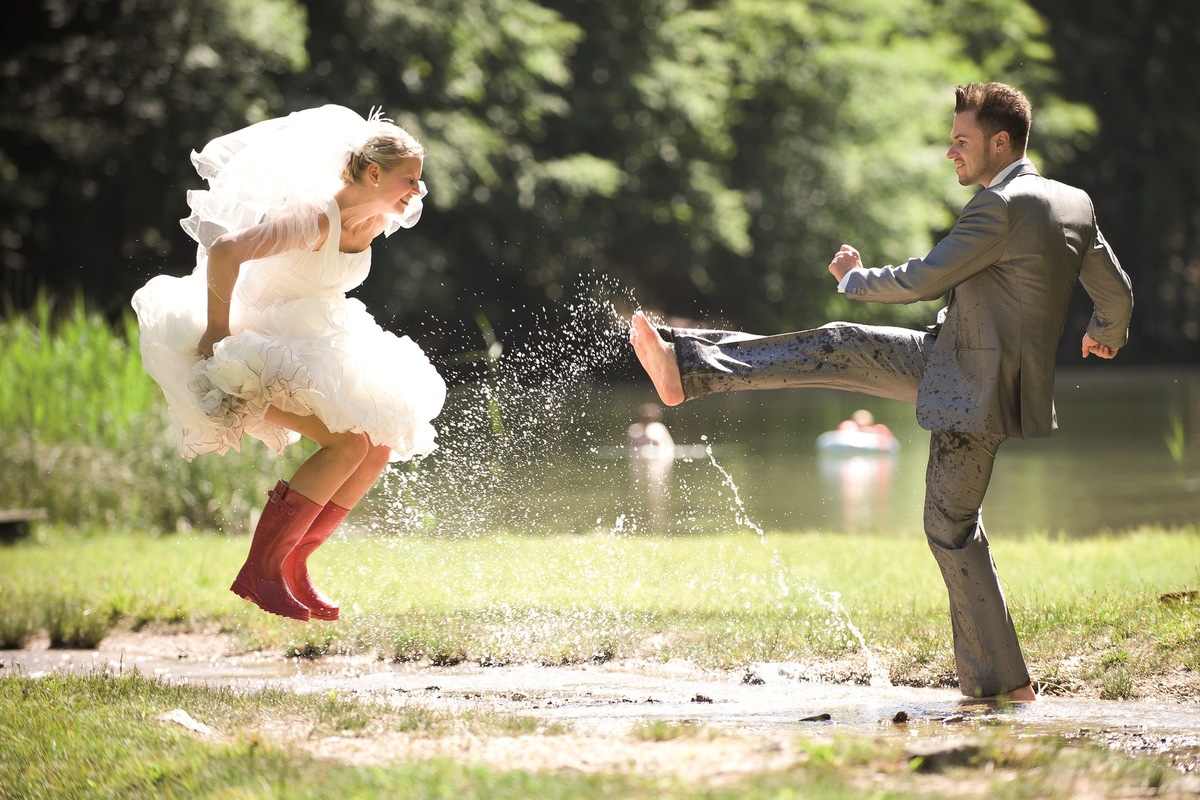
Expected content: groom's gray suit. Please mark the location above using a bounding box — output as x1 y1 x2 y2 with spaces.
663 162 1133 697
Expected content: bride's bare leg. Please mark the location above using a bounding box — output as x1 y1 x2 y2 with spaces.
328 443 392 508
261 407 392 622
263 407 394 507
630 311 685 406
264 407 370 505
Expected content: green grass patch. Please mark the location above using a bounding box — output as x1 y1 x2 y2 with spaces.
0 671 1185 800
0 671 626 800
2 525 1195 799
633 719 707 741
2 524 1197 696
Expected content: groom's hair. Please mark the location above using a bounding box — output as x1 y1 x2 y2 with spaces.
955 82 1032 154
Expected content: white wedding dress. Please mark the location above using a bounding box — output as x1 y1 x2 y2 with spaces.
132 106 446 462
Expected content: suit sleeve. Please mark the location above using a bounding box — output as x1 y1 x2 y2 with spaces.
1078 214 1133 349
842 190 1009 304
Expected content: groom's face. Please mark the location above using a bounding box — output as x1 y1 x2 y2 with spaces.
947 111 1004 188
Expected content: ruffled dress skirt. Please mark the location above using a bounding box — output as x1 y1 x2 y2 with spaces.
134 267 446 462
134 106 445 462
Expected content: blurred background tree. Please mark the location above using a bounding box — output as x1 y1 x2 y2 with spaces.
0 0 308 314
1027 0 1200 361
2 0 1193 363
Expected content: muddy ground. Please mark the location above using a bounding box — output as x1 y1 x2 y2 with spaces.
5 630 1200 795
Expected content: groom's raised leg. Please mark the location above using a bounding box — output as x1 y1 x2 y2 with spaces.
671 321 929 404
630 311 685 406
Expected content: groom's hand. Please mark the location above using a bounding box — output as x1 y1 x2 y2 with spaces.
1081 333 1118 359
828 244 862 283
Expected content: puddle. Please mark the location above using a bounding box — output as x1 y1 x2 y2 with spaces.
5 634 1200 759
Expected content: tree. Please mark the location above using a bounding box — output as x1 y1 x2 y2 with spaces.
3 0 1190 364
1028 0 1200 361
627 0 1075 333
519 0 751 327
714 0 974 331
292 0 590 349
0 0 309 314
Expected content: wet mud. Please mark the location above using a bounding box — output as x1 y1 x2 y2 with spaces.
5 630 1199 774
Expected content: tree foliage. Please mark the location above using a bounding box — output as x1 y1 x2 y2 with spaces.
0 0 308 313
1 0 1193 361
1029 0 1200 359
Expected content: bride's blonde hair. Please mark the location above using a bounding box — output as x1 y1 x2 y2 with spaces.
342 120 424 185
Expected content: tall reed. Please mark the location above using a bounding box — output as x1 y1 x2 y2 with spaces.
1 292 307 533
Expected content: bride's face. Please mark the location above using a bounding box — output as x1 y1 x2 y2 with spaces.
372 156 424 214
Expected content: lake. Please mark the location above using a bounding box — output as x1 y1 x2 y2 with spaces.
652 366 1200 537
371 366 1200 539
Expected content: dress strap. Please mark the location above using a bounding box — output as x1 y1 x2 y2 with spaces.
320 198 342 253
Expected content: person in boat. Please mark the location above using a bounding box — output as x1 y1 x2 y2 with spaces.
836 409 896 441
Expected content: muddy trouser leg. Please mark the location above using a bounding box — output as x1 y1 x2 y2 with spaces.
667 322 1028 696
924 431 1029 697
668 322 931 403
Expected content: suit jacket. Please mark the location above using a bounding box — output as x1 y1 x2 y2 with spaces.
841 163 1133 439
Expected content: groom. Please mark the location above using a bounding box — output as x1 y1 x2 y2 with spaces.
631 82 1133 701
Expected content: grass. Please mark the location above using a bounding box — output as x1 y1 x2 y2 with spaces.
0 671 603 800
0 669 1186 800
2 524 1197 693
1 516 1197 800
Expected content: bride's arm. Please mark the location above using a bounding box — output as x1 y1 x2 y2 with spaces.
198 211 331 357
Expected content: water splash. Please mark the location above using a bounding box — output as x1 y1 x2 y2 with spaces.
349 275 889 683
705 448 892 688
369 272 637 537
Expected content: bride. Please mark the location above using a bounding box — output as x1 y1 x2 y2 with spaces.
132 105 447 623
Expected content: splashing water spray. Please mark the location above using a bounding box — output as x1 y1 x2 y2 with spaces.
353 275 890 684
705 450 892 688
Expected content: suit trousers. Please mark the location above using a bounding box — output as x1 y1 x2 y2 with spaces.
667 322 1031 697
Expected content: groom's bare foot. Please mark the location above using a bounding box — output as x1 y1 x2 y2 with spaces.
974 683 1036 704
1001 684 1037 703
630 311 685 406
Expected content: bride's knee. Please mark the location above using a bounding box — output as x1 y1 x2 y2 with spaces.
361 443 393 472
324 431 372 468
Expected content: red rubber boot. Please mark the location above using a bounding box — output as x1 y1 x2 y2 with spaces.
230 480 322 621
282 501 350 621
